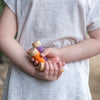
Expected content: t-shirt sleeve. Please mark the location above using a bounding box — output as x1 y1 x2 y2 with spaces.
4 0 17 14
87 0 100 32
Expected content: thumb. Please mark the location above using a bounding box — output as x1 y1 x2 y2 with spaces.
41 48 50 57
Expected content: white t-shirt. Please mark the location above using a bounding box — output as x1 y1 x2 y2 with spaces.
3 0 100 100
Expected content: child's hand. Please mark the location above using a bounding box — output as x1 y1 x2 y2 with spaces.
34 60 64 81
27 48 65 66
41 48 62 63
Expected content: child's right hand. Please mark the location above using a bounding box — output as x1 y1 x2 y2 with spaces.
27 49 65 81
34 60 64 81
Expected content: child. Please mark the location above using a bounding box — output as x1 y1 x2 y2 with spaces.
0 0 100 100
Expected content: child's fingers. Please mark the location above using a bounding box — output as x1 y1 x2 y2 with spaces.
57 71 63 79
35 69 43 79
43 62 49 79
31 57 39 66
58 61 62 70
34 60 39 66
53 63 58 80
31 58 34 62
35 66 39 70
48 61 54 80
27 49 32 54
57 61 64 79
41 48 50 57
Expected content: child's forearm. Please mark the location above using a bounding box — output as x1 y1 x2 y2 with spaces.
58 38 100 63
0 35 35 76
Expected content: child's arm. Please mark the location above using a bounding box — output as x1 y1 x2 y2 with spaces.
59 29 100 63
0 6 36 76
0 6 63 81
41 28 100 63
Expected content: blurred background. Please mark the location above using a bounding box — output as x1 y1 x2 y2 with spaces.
0 0 100 100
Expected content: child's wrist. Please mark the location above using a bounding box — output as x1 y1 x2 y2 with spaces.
56 48 64 62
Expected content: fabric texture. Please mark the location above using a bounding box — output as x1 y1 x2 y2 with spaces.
3 0 100 100
4 0 17 14
87 0 100 31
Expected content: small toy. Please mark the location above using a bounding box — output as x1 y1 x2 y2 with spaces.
32 40 47 61
29 48 46 63
29 41 64 72
29 48 46 71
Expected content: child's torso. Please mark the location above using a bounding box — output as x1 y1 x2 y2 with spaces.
16 0 90 50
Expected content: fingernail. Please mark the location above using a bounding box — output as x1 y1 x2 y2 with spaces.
32 58 34 61
35 60 38 63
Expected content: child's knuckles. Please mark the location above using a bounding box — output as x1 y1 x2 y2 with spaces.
43 75 48 79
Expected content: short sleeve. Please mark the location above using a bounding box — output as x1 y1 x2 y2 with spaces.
4 0 17 14
87 0 100 32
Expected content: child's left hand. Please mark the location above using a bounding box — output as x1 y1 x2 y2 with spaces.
27 48 65 66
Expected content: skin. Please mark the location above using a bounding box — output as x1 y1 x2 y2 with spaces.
0 5 100 80
0 6 64 81
40 32 100 63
